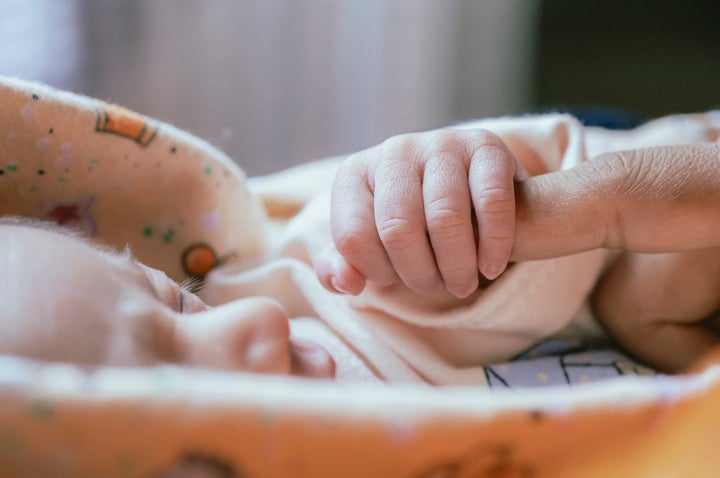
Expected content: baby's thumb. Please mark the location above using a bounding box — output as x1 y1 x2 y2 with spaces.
313 244 366 295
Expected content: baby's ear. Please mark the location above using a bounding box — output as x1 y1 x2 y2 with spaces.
0 76 269 283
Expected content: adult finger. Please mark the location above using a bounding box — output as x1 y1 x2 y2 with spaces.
513 144 720 261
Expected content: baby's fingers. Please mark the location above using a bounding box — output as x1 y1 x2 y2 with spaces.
374 157 444 294
330 154 399 287
469 144 516 280
314 244 366 295
423 153 478 297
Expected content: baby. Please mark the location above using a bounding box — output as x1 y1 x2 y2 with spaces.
0 217 335 378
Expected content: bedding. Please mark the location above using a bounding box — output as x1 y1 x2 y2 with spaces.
0 76 719 476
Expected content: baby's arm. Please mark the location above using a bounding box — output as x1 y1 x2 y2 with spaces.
315 129 519 298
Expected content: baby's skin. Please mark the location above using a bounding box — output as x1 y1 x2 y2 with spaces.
315 129 520 298
0 219 334 378
314 130 720 374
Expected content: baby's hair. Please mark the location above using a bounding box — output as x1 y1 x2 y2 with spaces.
179 275 204 295
0 216 133 260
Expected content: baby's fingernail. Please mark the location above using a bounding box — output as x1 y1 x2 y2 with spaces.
447 279 479 299
330 275 351 295
481 262 506 281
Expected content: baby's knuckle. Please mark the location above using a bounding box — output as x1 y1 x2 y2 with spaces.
426 206 467 236
406 275 443 295
440 263 477 280
334 228 375 258
473 128 499 143
422 130 468 156
382 133 415 154
377 218 419 250
339 152 367 172
468 129 505 150
425 129 455 145
476 186 514 214
480 229 515 246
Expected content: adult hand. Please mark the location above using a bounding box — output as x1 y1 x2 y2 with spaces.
513 143 720 373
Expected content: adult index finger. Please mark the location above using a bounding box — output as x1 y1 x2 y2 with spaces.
513 144 720 261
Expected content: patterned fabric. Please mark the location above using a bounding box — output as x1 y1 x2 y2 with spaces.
485 338 657 389
0 77 269 282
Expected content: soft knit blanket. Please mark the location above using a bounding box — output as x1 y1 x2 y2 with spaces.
1 77 720 477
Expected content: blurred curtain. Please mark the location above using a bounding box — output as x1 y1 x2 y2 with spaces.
0 0 538 175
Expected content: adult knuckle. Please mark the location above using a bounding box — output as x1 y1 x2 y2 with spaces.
587 152 648 248
589 152 649 197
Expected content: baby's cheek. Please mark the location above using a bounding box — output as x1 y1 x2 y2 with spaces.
103 309 176 367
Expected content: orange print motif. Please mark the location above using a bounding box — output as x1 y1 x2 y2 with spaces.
95 104 158 147
35 195 98 237
182 243 219 278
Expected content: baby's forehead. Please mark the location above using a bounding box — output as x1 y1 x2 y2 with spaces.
0 219 164 322
0 218 134 266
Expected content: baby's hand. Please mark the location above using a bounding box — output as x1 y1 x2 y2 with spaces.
315 129 519 298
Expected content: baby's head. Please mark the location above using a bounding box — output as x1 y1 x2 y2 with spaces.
0 219 334 378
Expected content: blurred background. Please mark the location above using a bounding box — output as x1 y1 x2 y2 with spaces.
1 0 718 175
